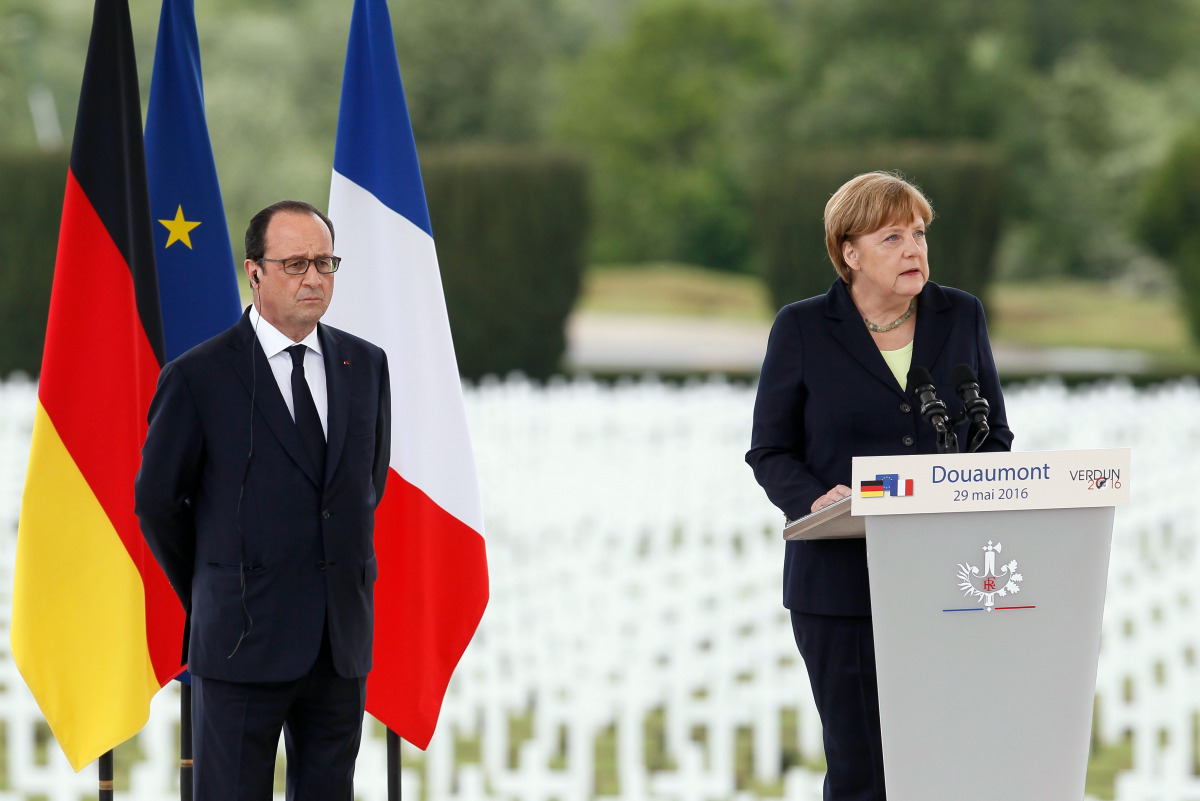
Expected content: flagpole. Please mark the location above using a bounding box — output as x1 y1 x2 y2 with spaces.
180 683 193 801
99 750 113 800
387 728 401 801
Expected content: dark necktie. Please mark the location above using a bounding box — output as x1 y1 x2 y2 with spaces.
286 345 326 484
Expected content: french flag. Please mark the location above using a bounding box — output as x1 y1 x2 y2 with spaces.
324 0 489 749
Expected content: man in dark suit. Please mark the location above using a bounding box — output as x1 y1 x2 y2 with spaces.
135 200 390 801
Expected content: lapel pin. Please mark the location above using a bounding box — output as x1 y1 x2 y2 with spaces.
343 360 351 366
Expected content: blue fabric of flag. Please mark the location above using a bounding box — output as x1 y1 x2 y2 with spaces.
333 0 433 237
145 0 241 362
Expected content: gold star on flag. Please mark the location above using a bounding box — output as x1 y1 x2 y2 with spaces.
158 205 201 249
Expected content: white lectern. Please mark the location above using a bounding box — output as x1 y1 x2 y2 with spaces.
784 448 1131 801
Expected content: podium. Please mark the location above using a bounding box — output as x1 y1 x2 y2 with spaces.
783 448 1131 801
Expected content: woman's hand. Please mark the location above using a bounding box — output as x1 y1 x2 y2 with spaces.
811 484 851 513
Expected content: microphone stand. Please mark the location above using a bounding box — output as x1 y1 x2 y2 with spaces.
934 419 959 455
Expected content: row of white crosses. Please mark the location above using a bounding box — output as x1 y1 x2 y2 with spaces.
0 375 1195 800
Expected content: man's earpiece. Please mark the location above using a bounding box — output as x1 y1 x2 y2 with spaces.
251 270 260 285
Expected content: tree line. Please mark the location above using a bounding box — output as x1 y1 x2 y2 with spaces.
5 0 1200 357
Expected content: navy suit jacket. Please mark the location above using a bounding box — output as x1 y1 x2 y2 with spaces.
747 280 1013 616
135 309 390 682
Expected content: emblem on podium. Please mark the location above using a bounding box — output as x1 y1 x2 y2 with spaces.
956 540 1026 612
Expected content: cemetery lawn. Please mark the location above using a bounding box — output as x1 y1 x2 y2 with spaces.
985 280 1200 370
362 709 1131 799
578 263 773 321
1085 734 1134 800
579 265 1200 373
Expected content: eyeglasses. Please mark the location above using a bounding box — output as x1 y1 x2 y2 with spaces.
257 256 341 275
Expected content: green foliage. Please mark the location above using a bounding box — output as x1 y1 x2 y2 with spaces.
1017 0 1200 77
995 48 1196 281
1135 124 1200 342
190 1 352 252
8 0 1200 315
756 142 1005 311
0 150 66 377
1 0 574 267
392 0 569 144
421 146 589 380
195 0 572 259
555 0 783 272
769 0 1029 146
552 0 1200 280
0 4 77 153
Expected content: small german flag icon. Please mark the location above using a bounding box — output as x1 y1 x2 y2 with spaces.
860 480 885 498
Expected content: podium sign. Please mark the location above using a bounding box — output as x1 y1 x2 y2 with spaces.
848 449 1129 801
850 448 1130 516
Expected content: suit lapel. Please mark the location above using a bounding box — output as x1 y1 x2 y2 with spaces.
228 311 321 487
825 281 907 398
320 324 351 485
911 282 954 377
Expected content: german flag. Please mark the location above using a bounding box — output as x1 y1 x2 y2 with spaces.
10 0 185 771
860 480 885 498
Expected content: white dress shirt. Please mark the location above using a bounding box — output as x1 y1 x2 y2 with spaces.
249 305 328 438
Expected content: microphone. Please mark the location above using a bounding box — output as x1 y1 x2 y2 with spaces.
907 365 950 428
907 365 959 454
951 363 990 452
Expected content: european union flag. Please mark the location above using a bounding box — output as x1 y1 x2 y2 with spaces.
145 0 240 362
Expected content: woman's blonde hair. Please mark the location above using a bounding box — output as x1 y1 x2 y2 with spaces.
824 172 934 283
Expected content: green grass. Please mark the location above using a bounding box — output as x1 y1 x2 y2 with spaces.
986 280 1199 364
1086 736 1134 800
578 263 773 321
76 705 1132 797
438 707 1126 797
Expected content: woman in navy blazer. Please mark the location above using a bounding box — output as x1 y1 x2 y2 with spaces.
746 172 1013 800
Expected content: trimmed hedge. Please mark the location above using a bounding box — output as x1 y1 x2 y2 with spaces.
1134 125 1200 344
0 151 68 378
0 147 588 381
421 145 589 380
754 142 1006 311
